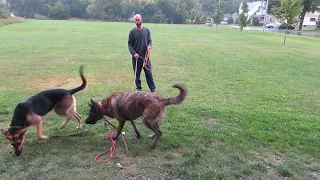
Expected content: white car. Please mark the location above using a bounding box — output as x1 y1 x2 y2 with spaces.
266 22 280 28
220 21 228 25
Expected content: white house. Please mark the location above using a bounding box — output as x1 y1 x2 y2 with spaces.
295 11 320 30
238 1 275 24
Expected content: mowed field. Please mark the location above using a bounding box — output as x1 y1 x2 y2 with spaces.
0 20 319 179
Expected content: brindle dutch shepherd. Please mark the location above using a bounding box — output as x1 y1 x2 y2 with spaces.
86 84 187 149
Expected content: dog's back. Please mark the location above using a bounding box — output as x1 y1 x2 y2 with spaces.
103 84 187 120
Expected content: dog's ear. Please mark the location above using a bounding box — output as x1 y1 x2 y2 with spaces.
91 99 97 106
1 129 12 139
16 128 27 135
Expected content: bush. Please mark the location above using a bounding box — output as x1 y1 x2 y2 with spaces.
0 17 25 27
227 17 234 24
34 14 50 20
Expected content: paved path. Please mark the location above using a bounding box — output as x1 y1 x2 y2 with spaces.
229 25 320 38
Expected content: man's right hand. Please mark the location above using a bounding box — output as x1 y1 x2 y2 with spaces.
134 53 140 60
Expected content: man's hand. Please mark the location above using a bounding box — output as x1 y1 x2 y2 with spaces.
147 45 152 51
134 53 140 60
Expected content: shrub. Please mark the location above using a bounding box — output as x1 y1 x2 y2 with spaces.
0 17 25 27
34 14 50 20
227 17 234 24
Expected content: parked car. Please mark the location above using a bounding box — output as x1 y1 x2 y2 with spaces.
220 21 228 25
205 21 212 26
278 23 296 30
266 22 280 28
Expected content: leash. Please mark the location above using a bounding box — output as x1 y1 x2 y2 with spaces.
94 117 128 164
133 59 138 92
95 47 151 164
132 47 151 92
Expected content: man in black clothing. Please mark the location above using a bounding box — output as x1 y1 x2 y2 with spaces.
128 14 156 93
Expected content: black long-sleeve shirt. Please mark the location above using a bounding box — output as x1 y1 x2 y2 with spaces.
128 27 152 58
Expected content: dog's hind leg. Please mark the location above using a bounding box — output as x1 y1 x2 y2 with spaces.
143 119 162 149
73 112 82 129
142 110 164 149
55 95 82 129
130 120 141 138
59 113 73 128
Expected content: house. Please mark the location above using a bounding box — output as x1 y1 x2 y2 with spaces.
238 1 275 24
295 11 320 30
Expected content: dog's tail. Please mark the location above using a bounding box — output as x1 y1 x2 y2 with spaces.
68 65 87 94
164 84 187 106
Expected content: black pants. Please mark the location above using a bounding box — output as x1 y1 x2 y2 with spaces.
132 57 156 92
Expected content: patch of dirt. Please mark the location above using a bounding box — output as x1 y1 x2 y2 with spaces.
96 72 133 84
25 74 81 89
246 151 284 179
199 115 217 126
211 139 225 147
312 89 320 96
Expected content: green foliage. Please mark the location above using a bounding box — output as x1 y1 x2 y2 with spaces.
48 1 70 19
34 13 50 20
0 0 9 18
272 0 302 44
3 0 241 23
213 0 224 26
273 0 302 25
239 0 249 31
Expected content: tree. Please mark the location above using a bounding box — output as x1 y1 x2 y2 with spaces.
0 0 10 18
239 0 249 31
298 0 320 30
221 0 241 14
49 1 70 19
212 0 223 27
272 0 302 44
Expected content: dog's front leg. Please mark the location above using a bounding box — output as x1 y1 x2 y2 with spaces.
113 120 125 140
130 120 141 138
36 121 49 140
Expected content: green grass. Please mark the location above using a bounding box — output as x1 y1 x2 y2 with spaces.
0 20 319 179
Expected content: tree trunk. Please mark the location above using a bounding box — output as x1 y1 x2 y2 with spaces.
240 26 243 31
298 10 306 30
283 26 288 45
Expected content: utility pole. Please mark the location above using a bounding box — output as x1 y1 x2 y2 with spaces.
262 0 269 32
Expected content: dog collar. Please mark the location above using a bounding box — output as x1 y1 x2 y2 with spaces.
97 102 103 109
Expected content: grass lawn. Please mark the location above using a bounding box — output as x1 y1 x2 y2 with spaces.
0 20 319 179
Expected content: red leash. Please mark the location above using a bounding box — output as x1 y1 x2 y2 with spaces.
94 118 129 164
94 131 117 164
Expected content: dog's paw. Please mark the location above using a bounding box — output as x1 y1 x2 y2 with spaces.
75 125 83 129
39 136 49 141
147 134 155 139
